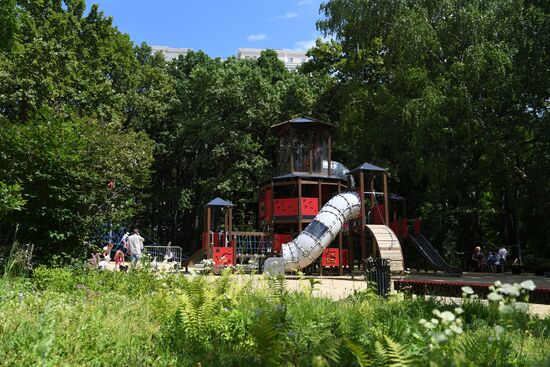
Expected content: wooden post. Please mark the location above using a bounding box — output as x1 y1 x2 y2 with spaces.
290 128 294 172
318 180 323 276
370 175 375 208
228 206 234 265
338 181 343 276
383 172 389 225
359 172 366 269
349 221 354 275
327 135 332 176
270 181 275 230
206 207 212 259
370 174 376 257
309 145 313 174
298 178 302 232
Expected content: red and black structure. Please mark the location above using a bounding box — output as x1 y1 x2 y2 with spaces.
200 116 448 275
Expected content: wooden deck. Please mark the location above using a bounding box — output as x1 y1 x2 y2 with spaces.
394 271 550 304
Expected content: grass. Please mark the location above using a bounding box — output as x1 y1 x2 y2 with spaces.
0 266 549 366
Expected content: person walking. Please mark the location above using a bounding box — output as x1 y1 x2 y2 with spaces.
127 229 144 266
471 246 485 272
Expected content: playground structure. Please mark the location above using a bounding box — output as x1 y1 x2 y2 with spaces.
201 117 459 275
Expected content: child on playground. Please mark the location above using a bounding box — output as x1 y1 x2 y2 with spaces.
114 249 126 271
103 242 114 261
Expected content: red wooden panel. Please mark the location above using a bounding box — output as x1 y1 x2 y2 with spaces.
274 198 299 216
373 204 385 224
273 198 319 217
322 248 339 267
413 219 421 236
272 233 293 253
390 220 400 237
301 198 319 216
213 247 233 266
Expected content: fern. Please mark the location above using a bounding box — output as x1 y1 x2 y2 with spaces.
249 311 283 367
345 338 371 367
321 337 342 364
373 334 415 367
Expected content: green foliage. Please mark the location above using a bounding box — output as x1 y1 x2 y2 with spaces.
138 49 323 245
1 269 550 366
312 0 550 258
0 117 153 260
0 1 155 262
374 335 415 367
0 182 25 219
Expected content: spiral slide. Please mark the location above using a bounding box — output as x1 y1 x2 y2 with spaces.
281 192 361 272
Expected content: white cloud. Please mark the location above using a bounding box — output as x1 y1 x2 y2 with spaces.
298 0 313 5
271 11 298 20
247 34 266 42
294 39 316 51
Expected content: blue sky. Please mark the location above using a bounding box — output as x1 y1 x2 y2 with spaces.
88 0 326 58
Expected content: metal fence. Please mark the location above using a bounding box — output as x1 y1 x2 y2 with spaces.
144 246 188 271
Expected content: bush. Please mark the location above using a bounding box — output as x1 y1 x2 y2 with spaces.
1 268 549 366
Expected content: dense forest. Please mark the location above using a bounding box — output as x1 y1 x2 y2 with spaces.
0 0 548 264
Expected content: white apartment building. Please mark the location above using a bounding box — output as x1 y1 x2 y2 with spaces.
237 48 309 71
151 46 191 61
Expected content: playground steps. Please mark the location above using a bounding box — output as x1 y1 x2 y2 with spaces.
366 224 404 272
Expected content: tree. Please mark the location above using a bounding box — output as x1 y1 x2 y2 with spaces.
309 0 550 258
0 1 155 262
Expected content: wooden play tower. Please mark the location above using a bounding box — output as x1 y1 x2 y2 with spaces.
202 116 404 273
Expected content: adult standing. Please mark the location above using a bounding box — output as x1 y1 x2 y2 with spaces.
471 246 484 272
498 246 508 272
121 232 130 249
127 229 144 265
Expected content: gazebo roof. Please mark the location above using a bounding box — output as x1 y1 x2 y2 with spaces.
271 116 336 135
205 197 234 207
349 162 387 174
388 193 404 201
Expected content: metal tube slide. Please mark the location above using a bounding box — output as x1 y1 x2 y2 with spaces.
282 192 361 271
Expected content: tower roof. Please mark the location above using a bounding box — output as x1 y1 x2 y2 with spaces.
205 197 234 207
271 116 336 135
349 162 387 174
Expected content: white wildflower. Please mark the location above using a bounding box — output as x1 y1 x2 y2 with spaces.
434 333 448 344
450 324 463 334
498 304 514 314
487 292 503 302
431 318 439 325
454 307 464 315
514 302 528 313
520 280 536 291
439 311 456 323
500 283 520 297
494 280 502 287
494 325 505 336
461 286 474 295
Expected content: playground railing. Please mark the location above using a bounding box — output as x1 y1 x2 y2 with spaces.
144 246 188 271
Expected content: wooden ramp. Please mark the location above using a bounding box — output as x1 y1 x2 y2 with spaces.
366 224 404 272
